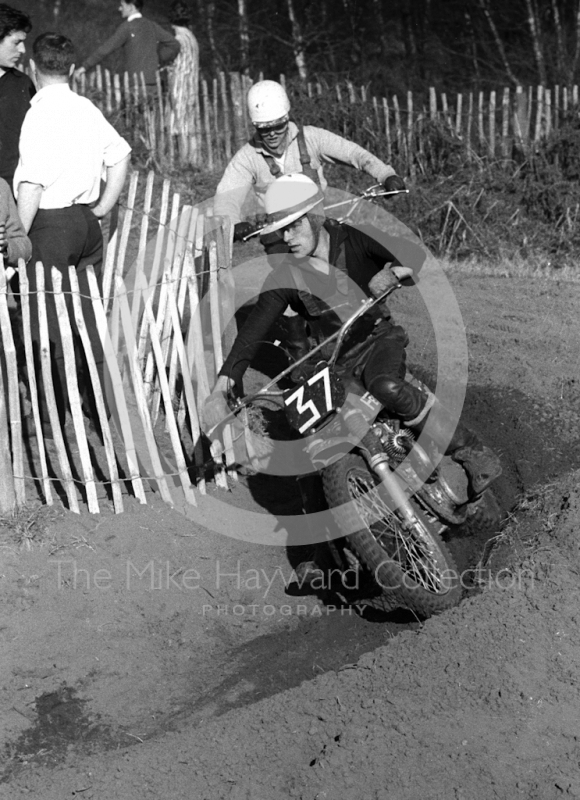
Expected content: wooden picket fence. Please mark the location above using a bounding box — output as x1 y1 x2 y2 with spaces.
72 65 580 174
0 170 239 516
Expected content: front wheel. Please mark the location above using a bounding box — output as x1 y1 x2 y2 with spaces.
322 453 462 618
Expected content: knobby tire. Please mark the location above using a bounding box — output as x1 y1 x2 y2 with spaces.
322 453 462 618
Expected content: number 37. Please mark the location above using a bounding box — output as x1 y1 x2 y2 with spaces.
284 367 333 434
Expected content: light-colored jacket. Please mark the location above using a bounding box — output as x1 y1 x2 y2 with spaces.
213 121 396 225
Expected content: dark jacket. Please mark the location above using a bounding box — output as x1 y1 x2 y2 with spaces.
220 220 425 385
0 68 35 188
84 17 180 85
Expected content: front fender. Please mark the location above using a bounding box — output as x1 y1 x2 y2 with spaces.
305 434 359 469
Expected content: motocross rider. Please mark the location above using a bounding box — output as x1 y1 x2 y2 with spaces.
213 79 406 248
203 173 502 499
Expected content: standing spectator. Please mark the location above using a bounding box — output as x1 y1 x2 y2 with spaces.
0 175 30 266
0 4 34 189
14 33 131 435
75 0 180 89
169 0 199 159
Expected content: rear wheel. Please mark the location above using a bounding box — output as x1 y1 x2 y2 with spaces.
322 453 462 618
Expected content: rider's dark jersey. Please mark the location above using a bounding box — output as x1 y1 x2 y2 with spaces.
219 220 425 385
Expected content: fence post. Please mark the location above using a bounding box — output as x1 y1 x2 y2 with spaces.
372 96 381 133
429 86 436 120
407 91 415 179
514 85 527 150
455 92 463 138
488 90 496 158
87 267 147 505
17 260 52 505
36 263 80 513
441 92 449 126
212 76 221 169
382 97 391 162
0 263 24 506
208 240 237 481
0 260 16 514
534 84 544 142
0 352 15 515
392 94 403 159
466 92 473 160
478 91 484 155
220 71 232 160
69 268 123 514
104 68 113 115
229 72 246 152
52 268 100 514
501 87 510 158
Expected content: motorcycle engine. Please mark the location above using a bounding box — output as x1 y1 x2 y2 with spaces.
372 421 414 462
437 458 470 505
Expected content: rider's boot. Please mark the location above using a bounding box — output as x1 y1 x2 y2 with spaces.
366 377 501 496
404 395 502 497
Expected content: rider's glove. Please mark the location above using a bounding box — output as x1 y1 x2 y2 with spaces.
368 266 399 298
392 265 414 282
233 221 257 242
202 391 231 430
383 175 406 193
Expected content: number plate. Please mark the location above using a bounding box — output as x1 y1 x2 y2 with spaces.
284 366 344 434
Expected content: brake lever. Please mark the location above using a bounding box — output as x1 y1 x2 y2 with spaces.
367 188 410 199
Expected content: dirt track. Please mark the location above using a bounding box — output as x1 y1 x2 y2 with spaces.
1 270 579 799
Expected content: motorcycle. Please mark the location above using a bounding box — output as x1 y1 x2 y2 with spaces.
209 278 500 620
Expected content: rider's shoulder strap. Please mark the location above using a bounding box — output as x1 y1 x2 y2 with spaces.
296 125 320 185
249 124 320 184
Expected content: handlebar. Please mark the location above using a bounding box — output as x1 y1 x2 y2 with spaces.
324 184 409 223
239 185 409 241
251 282 400 396
206 281 403 436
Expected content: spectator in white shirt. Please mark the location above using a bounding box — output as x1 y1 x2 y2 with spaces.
14 32 131 436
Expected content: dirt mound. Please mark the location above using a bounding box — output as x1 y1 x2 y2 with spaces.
4 473 578 800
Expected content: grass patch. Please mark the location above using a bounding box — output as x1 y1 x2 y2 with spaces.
0 505 64 552
438 253 580 282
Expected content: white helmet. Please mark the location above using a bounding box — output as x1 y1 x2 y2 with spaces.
247 80 291 128
261 174 324 235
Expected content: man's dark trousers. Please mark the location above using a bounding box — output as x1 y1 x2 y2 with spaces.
25 205 105 426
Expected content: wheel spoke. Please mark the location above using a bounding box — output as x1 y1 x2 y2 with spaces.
347 469 450 594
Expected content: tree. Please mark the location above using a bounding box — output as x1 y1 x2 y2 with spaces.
286 0 308 80
477 0 520 84
524 0 547 84
238 0 250 74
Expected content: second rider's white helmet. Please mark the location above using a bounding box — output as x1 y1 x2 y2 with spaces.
260 174 325 235
247 80 291 128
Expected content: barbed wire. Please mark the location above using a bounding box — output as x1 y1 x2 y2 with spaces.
5 270 231 303
17 462 226 487
114 194 234 249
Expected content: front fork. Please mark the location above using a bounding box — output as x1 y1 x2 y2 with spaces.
344 407 420 531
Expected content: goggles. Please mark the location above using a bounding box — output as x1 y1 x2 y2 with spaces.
255 118 289 134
